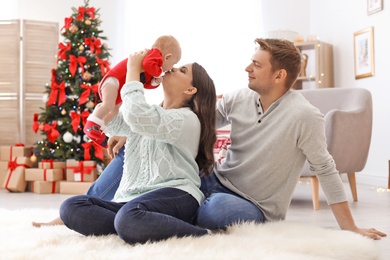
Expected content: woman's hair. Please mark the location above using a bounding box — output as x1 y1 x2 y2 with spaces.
255 38 302 89
188 63 216 176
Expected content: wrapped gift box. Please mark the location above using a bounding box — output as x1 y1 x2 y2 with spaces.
0 161 8 189
2 157 33 192
66 160 98 182
60 181 93 194
38 160 66 169
29 180 60 194
25 168 64 182
0 145 32 161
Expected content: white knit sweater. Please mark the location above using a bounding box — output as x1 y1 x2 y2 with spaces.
105 81 204 204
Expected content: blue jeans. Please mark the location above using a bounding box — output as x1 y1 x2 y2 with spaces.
60 187 208 244
196 171 265 230
85 147 124 199
86 148 265 230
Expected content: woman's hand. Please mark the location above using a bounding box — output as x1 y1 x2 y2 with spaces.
107 136 127 158
126 49 149 83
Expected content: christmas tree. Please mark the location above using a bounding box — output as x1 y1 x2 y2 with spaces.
32 0 110 170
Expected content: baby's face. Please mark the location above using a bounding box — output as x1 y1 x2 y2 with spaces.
162 55 181 72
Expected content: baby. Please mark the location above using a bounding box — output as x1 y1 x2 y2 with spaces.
84 35 182 147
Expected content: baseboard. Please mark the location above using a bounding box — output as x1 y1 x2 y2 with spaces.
355 174 388 188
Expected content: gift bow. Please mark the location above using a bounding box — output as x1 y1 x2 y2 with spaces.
32 113 39 133
82 142 104 161
85 37 101 55
47 81 66 106
79 84 99 105
96 57 110 76
57 42 71 60
69 55 86 76
61 16 73 30
69 110 91 133
43 122 60 143
77 7 95 20
5 157 31 192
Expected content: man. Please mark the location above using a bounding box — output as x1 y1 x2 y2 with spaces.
196 38 386 240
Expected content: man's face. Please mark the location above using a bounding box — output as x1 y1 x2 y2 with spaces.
245 49 274 94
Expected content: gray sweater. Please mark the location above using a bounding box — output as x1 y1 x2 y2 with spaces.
214 88 347 221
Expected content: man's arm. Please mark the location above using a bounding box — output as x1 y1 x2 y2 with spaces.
330 201 386 240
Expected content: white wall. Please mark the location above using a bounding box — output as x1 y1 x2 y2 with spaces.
121 0 263 103
4 0 388 187
262 0 389 187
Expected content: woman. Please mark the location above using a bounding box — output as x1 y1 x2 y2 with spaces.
59 50 217 244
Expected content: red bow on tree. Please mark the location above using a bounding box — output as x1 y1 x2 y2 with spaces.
57 42 71 60
32 113 39 133
69 111 81 133
47 81 66 106
77 7 95 20
43 122 60 143
96 57 110 76
61 16 73 30
51 69 57 82
81 110 90 126
79 84 99 105
69 55 86 76
85 37 102 55
82 142 104 161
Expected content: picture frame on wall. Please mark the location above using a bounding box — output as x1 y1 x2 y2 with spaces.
367 0 383 15
354 27 375 79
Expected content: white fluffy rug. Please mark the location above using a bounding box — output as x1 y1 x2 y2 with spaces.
0 208 380 260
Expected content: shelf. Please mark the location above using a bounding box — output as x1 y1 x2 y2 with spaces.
293 41 334 90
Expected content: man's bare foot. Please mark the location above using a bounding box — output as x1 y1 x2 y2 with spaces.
32 217 63 227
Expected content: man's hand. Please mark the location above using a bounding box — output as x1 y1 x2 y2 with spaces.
107 136 126 158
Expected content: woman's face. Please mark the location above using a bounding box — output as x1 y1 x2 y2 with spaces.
162 63 193 92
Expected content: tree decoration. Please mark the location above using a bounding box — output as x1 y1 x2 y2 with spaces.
31 0 111 168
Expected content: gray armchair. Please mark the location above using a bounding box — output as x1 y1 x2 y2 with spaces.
298 88 373 210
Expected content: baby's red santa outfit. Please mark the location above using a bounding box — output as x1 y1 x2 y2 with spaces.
84 48 163 147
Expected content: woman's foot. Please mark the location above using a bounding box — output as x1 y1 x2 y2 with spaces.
32 217 63 227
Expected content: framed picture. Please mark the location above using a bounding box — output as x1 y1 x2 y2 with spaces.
354 27 375 79
367 0 383 15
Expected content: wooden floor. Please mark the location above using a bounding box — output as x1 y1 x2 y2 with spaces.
1 181 389 259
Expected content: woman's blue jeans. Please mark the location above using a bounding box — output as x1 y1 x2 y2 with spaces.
85 147 125 200
196 171 265 230
60 187 208 244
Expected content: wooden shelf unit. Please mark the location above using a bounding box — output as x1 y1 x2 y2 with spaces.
293 41 334 90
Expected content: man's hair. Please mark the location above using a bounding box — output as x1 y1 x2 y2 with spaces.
255 38 302 89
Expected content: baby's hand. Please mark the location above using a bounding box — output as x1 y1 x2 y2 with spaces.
127 49 149 72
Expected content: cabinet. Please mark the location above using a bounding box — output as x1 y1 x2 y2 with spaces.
293 41 334 90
